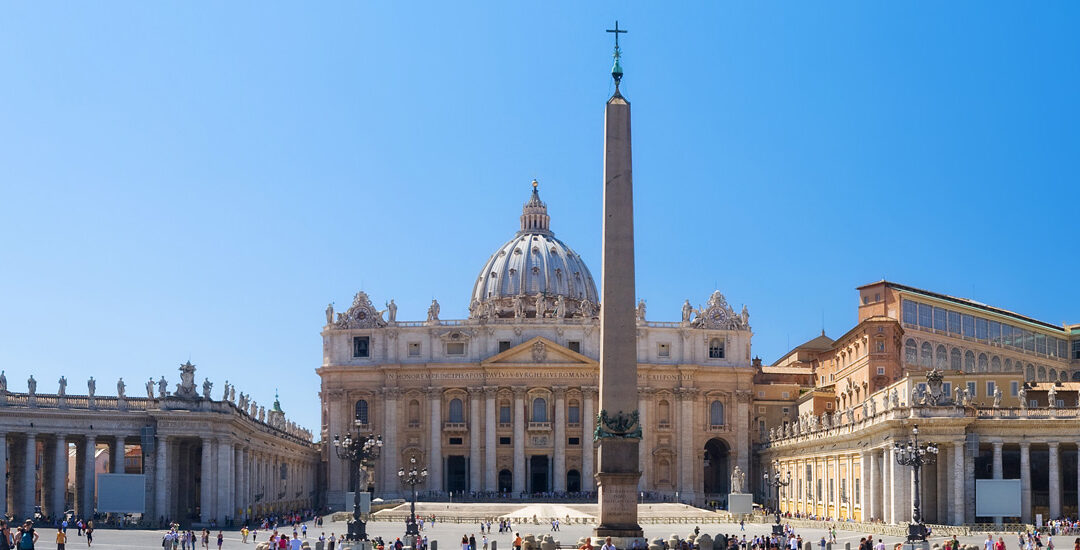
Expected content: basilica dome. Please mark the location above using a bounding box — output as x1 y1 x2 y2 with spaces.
469 181 599 319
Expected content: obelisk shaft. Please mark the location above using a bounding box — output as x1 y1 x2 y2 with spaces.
595 88 642 539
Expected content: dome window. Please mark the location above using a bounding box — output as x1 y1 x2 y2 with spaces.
532 246 540 254
514 248 522 255
532 266 540 275
550 247 558 254
490 272 498 278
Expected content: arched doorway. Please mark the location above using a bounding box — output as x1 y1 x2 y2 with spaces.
498 470 513 493
530 455 549 493
703 438 730 495
566 470 581 493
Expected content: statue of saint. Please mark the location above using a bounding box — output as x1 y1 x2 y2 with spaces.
58 376 67 396
386 299 398 322
636 299 646 321
223 381 230 401
146 378 155 399
116 378 125 399
1048 385 1058 408
27 375 37 395
730 465 745 494
427 299 440 321
325 303 334 325
993 387 1002 408
741 305 749 326
202 378 213 400
87 377 96 397
157 376 168 398
681 300 693 323
555 295 566 319
0 370 6 393
514 295 525 319
534 293 545 318
890 389 899 408
229 386 236 402
869 396 877 416
1018 385 1027 409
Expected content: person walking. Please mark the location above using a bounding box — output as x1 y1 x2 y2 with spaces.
17 520 38 550
54 529 65 550
217 532 224 550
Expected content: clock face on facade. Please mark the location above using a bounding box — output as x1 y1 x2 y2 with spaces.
713 310 726 321
355 311 367 320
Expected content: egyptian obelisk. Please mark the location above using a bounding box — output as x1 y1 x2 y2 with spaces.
594 21 644 544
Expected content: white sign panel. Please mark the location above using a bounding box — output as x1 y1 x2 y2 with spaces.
975 479 1021 517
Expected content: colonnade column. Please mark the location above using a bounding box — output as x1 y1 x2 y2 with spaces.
0 434 6 518
512 387 525 494
864 450 875 521
952 441 965 526
936 445 948 526
24 433 37 519
553 386 566 493
218 438 233 522
112 436 124 473
427 387 443 493
1019 442 1031 524
638 388 649 492
82 435 95 517
53 434 67 518
469 387 482 493
484 387 497 492
234 446 244 520
881 446 892 523
383 389 399 498
155 436 169 521
1049 442 1061 519
991 441 1004 525
200 437 215 522
581 387 596 493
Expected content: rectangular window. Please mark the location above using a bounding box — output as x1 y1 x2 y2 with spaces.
446 342 466 355
989 321 1001 344
948 311 962 335
498 340 512 353
758 406 766 413
449 437 463 445
943 382 952 397
933 307 948 331
1057 400 1065 408
854 478 860 504
567 341 581 353
918 303 933 329
568 437 580 445
829 479 834 502
826 402 833 410
408 342 421 356
1036 334 1047 355
962 315 976 338
976 318 988 340
758 391 765 398
1030 400 1038 408
568 405 580 424
967 381 977 397
782 407 790 414
986 381 996 398
1073 340 1080 360
499 436 511 445
1011 381 1019 397
902 301 918 325
782 392 790 399
1003 324 1014 348
353 336 370 358
877 367 886 376
499 406 511 424
657 342 670 357
1024 330 1035 352
817 479 823 502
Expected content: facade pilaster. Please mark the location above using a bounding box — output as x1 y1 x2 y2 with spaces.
512 386 526 494
678 388 696 502
483 387 497 492
468 387 482 492
383 389 399 498
234 446 244 519
1049 442 1061 519
637 388 649 491
53 434 67 518
581 386 596 493
82 435 95 517
201 437 215 522
0 434 6 518
553 386 566 493
427 387 443 493
952 440 965 526
883 445 894 523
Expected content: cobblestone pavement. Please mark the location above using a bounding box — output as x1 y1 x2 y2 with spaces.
37 513 1039 550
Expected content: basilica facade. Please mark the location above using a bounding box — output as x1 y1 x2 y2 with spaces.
318 184 756 509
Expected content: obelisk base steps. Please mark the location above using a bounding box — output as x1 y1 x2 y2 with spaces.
593 471 643 539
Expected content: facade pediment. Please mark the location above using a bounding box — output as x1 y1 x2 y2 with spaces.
482 336 597 367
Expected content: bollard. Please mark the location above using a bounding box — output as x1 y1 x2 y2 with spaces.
804 543 813 550
846 544 851 550
827 544 833 550
432 541 438 550
492 542 497 550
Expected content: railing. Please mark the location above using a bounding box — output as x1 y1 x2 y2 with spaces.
644 321 683 328
442 422 467 431
527 421 552 431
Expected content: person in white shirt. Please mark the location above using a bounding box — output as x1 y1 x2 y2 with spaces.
601 537 618 550
290 533 303 550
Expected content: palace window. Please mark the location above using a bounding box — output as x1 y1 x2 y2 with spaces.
499 436 511 445
967 381 976 398
1010 381 1019 397
658 342 670 358
904 339 917 364
964 351 975 372
709 401 725 427
568 403 580 424
569 437 580 445
408 400 420 427
532 397 548 422
446 342 466 356
498 340 511 353
353 336 370 358
355 400 369 424
448 398 464 423
499 404 511 424
408 342 421 356
658 400 671 427
918 303 933 329
920 342 932 367
986 381 996 398
568 341 581 353
709 338 725 359
877 367 886 376
449 437 463 445
950 348 962 370
943 382 952 396
936 345 948 369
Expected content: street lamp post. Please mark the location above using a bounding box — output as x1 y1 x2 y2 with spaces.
893 424 938 544
398 456 428 538
763 466 791 535
333 432 383 542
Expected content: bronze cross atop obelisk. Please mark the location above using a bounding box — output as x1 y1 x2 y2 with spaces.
606 21 627 85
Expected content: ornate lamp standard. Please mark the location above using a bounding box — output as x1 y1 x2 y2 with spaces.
398 456 428 538
333 432 383 542
763 465 791 535
893 425 938 543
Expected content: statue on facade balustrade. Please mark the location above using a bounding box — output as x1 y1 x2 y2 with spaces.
636 299 646 322
158 376 168 398
1048 385 1058 408
1018 385 1027 409
258 406 265 422
28 375 36 395
117 378 125 399
954 386 964 406
87 376 95 398
890 389 899 408
325 303 334 325
223 381 230 401
146 378 154 399
58 376 67 396
202 378 213 400
846 407 855 425
386 299 397 322
681 300 693 323
993 387 1002 408
869 396 877 417
0 370 6 393
534 293 546 318
862 400 869 419
554 294 566 319
229 386 236 402
822 412 832 429
427 299 440 322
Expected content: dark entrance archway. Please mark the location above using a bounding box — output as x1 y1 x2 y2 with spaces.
498 469 513 493
567 470 581 493
447 456 468 494
703 438 730 495
530 455 549 493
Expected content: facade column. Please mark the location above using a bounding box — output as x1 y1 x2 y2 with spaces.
218 438 233 522
469 387 483 493
53 434 67 518
992 441 1004 525
154 436 169 521
952 441 965 526
1019 443 1031 523
24 433 37 520
200 438 215 522
82 435 95 517
512 387 526 494
383 389 399 498
887 444 900 524
234 446 244 520
638 388 649 492
484 387 497 492
936 445 948 526
864 450 875 521
112 436 125 473
582 387 596 493
0 434 6 518
678 388 696 502
1049 442 1061 519
427 387 443 493
553 386 566 493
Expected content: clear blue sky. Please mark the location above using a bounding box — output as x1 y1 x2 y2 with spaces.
2 3 1078 435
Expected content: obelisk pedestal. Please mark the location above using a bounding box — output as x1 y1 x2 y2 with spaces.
592 27 644 546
